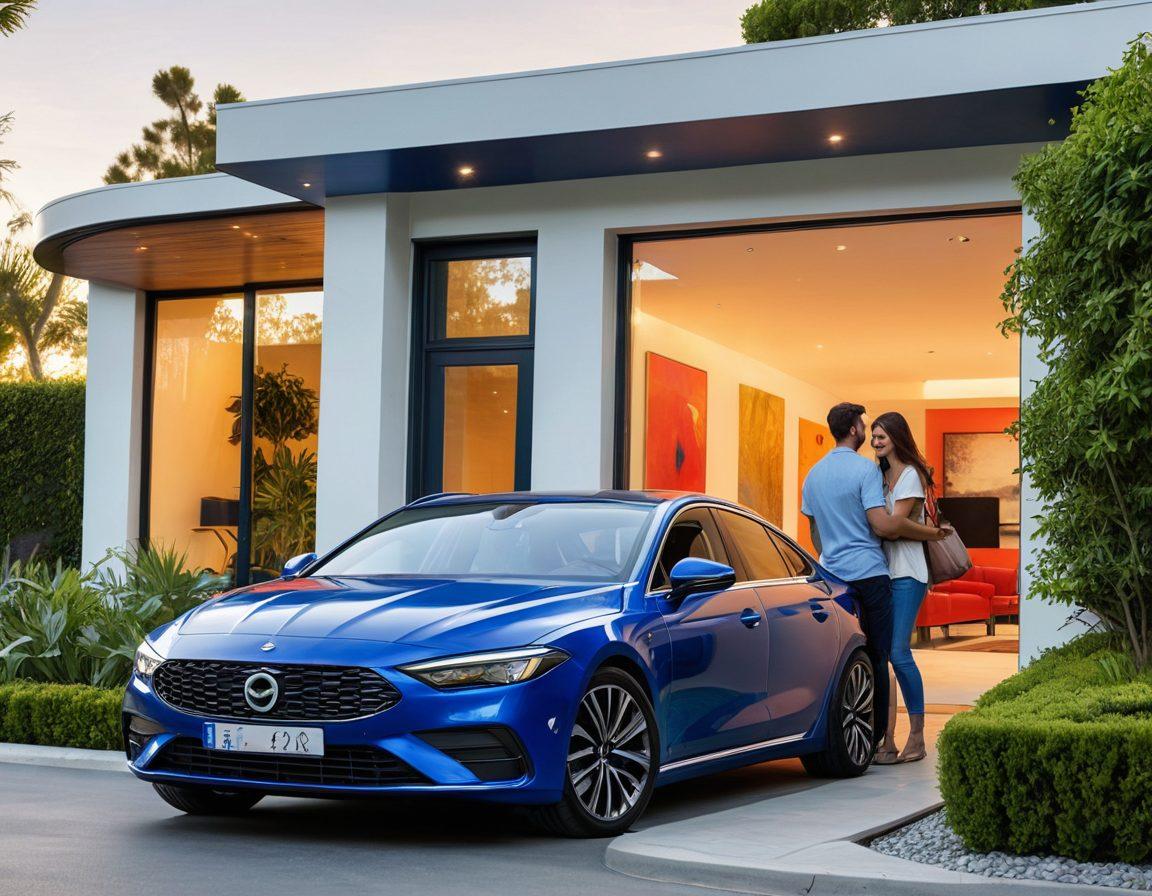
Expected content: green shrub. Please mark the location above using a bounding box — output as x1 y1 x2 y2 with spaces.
0 546 228 687
0 379 85 565
0 680 121 750
939 633 1152 863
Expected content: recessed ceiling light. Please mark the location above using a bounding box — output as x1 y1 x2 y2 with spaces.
828 134 844 144
645 149 663 159
957 235 970 242
302 182 312 188
836 245 847 251
458 165 475 176
135 245 148 251
231 224 240 230
746 247 754 253
816 343 825 350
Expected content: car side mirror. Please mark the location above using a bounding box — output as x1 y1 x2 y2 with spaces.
281 552 318 579
668 557 736 599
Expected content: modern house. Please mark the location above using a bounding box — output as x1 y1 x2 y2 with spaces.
33 0 1151 668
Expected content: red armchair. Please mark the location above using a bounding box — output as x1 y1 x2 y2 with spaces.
933 565 1020 635
915 588 993 642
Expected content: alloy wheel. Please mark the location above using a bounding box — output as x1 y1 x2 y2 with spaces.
841 659 875 767
567 683 652 822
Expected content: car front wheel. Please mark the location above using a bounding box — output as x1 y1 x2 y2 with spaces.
801 649 875 778
531 667 658 837
152 782 264 815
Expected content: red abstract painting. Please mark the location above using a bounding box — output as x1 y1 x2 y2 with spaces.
644 352 707 491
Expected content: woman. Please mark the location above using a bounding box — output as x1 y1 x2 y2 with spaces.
870 411 938 764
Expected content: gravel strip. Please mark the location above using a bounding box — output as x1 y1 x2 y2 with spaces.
871 810 1152 890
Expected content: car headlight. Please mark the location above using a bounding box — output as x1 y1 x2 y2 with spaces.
134 640 165 680
399 646 569 690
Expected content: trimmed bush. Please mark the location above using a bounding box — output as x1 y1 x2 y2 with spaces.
0 681 121 751
0 380 85 565
938 634 1152 863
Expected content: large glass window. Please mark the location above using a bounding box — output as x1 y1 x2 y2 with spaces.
413 241 535 498
147 285 323 585
148 295 244 576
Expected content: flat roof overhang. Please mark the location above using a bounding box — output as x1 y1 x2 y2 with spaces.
215 0 1150 202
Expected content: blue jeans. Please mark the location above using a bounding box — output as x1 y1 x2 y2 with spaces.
890 576 927 715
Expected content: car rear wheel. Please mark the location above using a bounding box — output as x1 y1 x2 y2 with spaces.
152 782 264 815
530 668 658 838
801 650 875 778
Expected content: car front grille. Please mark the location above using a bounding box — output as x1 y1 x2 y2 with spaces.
152 660 401 721
151 738 427 787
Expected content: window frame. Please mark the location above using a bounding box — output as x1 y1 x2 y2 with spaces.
408 237 538 501
712 507 795 585
645 503 737 596
140 278 323 587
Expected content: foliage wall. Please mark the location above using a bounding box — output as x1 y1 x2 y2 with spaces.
0 379 84 564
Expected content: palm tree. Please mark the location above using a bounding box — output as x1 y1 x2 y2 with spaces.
0 0 36 36
0 239 85 380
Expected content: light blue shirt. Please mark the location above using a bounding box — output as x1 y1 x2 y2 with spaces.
801 447 888 581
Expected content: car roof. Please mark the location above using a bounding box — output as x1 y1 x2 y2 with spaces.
407 489 746 511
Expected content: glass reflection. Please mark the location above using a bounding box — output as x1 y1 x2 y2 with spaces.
441 257 531 338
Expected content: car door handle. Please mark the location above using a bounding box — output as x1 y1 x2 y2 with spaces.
740 608 762 628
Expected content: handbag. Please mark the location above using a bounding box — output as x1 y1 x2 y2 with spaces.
923 484 972 585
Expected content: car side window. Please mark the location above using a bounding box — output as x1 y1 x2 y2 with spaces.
715 510 791 582
770 532 815 578
650 507 728 592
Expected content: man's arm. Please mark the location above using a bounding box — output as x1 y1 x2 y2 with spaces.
803 513 822 555
866 507 946 541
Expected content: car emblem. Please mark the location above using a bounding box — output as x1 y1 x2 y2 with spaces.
243 671 279 713
260 641 276 652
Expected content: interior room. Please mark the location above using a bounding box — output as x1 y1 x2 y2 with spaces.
627 212 1023 681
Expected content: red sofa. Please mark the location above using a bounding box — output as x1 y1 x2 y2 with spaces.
931 565 1020 636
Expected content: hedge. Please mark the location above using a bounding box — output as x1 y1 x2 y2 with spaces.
938 634 1152 864
0 681 121 751
0 380 85 565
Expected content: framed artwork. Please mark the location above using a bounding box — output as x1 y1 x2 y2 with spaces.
797 417 833 554
644 352 707 491
943 431 1021 548
738 385 784 526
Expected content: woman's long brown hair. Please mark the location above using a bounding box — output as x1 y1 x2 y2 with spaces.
872 411 935 490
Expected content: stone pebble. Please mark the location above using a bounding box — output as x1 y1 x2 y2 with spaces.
870 810 1152 890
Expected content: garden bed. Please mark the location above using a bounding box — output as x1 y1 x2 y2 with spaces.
937 633 1152 865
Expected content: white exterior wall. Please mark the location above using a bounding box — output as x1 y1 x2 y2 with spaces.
81 281 146 570
314 195 412 551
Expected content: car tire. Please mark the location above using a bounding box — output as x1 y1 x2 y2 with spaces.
152 782 265 815
530 667 659 838
801 649 875 779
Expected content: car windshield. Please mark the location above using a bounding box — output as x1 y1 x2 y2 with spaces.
311 501 656 582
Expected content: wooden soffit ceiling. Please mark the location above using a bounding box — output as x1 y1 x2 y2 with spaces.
58 207 323 292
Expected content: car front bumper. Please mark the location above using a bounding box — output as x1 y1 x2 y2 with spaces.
123 637 584 805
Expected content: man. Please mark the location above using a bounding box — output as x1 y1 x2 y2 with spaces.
801 402 947 757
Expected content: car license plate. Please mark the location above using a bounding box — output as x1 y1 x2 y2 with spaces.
203 722 324 757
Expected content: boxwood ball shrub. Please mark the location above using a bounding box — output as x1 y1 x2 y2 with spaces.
938 634 1152 864
0 380 85 565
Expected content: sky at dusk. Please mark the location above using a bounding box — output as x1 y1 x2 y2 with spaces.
1 0 752 218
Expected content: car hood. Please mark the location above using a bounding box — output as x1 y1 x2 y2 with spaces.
173 576 623 650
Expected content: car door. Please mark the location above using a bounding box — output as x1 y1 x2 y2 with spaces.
713 509 841 740
652 505 772 761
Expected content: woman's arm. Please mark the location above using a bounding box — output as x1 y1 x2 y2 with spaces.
889 497 944 541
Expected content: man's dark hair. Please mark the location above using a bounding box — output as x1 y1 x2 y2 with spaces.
827 402 866 441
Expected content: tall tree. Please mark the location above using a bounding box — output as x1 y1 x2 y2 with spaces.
0 239 85 381
104 66 244 183
0 0 36 36
741 0 1087 43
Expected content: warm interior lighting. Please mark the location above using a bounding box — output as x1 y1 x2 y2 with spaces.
458 165 475 176
828 133 844 144
302 182 312 188
645 149 663 159
923 377 1020 399
230 225 240 230
836 245 847 251
135 245 148 251
632 261 678 281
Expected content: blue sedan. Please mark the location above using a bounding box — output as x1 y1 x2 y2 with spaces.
124 491 876 836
